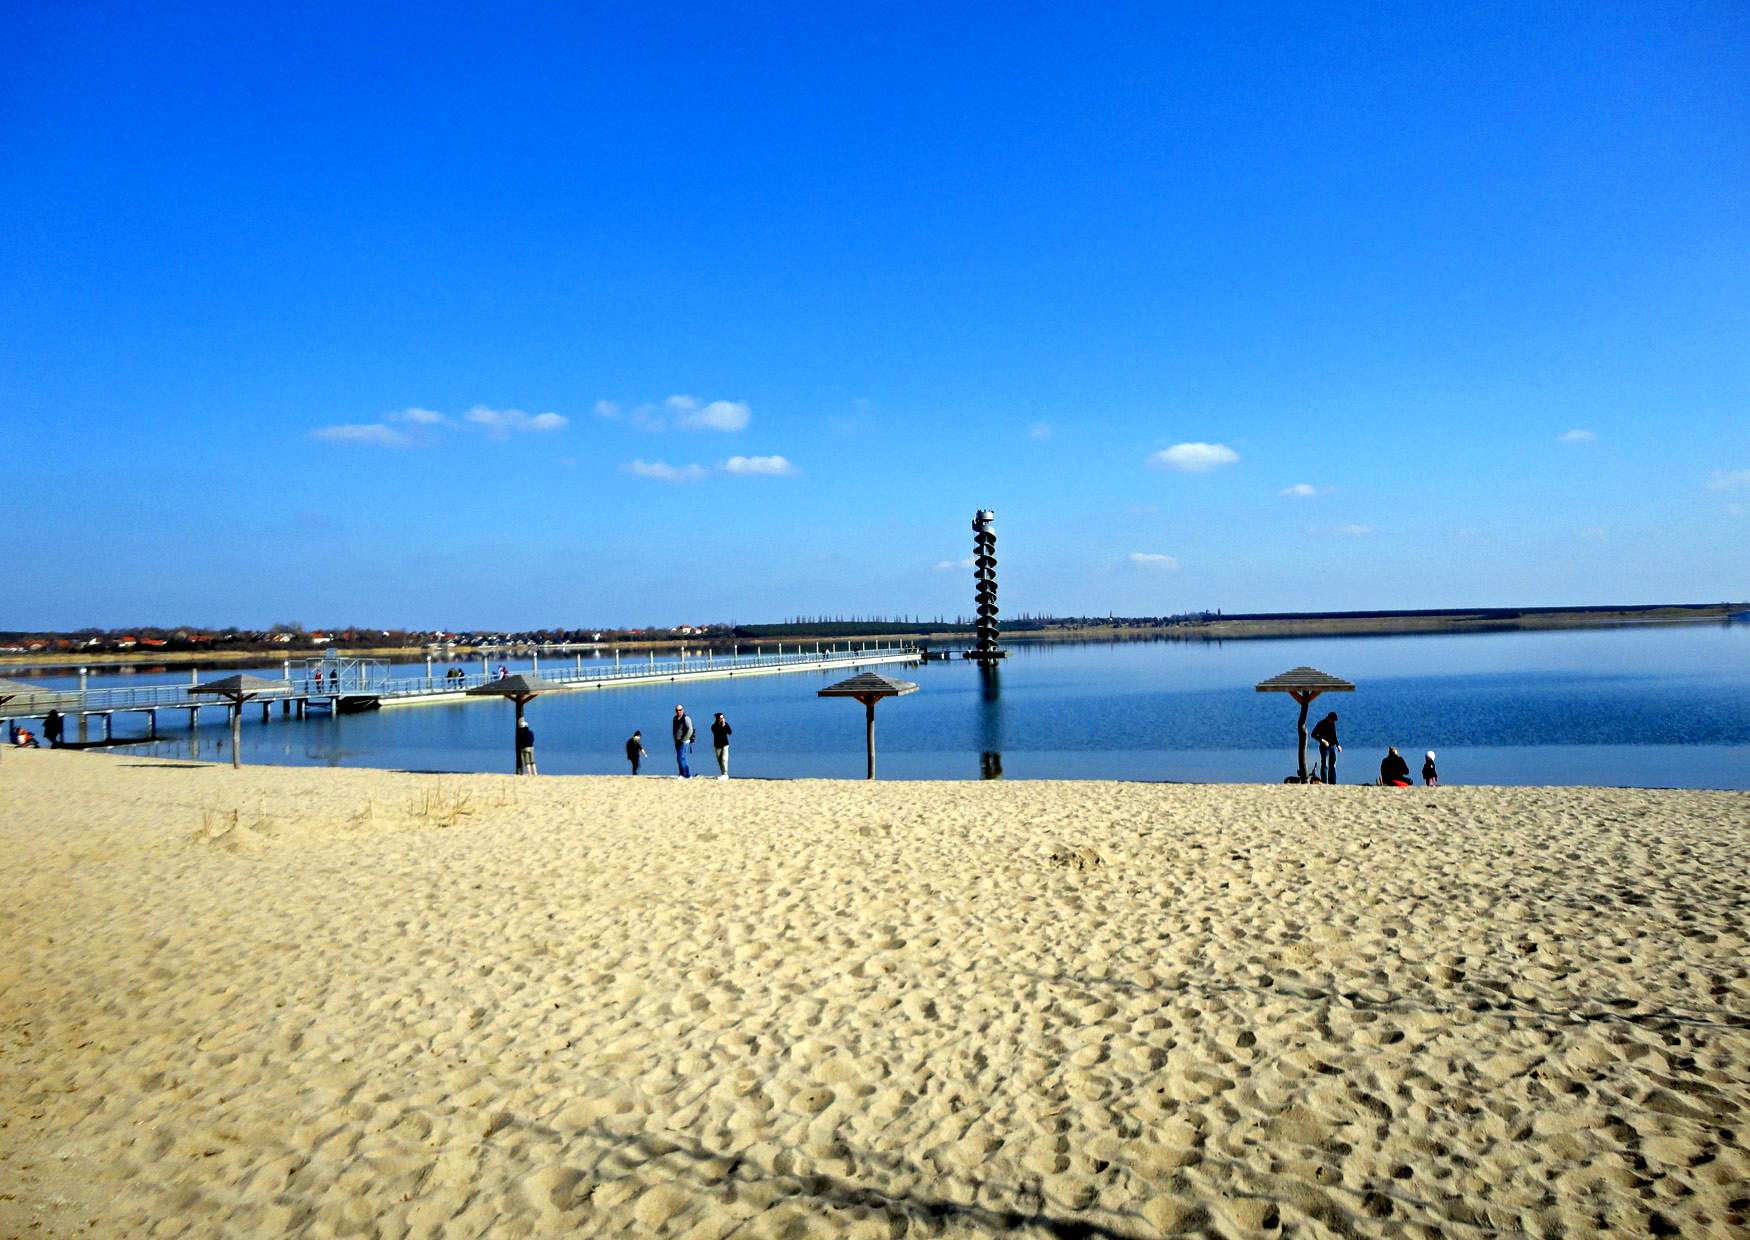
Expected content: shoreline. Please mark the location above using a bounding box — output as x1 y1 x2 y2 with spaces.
3 604 1741 670
18 746 1750 792
3 752 1745 1236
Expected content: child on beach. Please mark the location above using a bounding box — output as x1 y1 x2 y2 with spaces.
626 730 647 774
1422 751 1439 786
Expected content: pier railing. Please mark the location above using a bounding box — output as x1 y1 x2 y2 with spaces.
1 644 918 716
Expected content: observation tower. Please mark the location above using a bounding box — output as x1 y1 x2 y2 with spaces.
963 509 1008 661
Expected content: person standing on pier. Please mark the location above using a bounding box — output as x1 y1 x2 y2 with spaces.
710 712 732 780
626 730 647 774
672 704 694 778
43 710 64 749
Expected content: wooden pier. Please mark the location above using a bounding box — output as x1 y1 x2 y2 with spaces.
1 644 922 747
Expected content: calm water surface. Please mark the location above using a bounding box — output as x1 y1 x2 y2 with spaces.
10 625 1749 787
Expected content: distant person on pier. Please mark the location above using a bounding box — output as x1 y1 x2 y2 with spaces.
626 730 647 775
672 704 694 778
1422 751 1440 786
1379 746 1412 787
497 665 509 680
43 710 64 748
516 719 537 775
711 712 733 780
1310 711 1340 783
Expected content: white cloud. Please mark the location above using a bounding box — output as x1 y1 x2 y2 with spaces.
680 399 751 432
1129 552 1180 569
464 406 567 436
1707 468 1750 492
611 393 753 432
722 454 796 476
1335 523 1373 536
1027 421 1053 441
1282 482 1340 498
389 406 447 425
623 459 707 483
1557 428 1597 444
933 557 975 571
1125 503 1160 515
1149 442 1239 472
311 423 411 446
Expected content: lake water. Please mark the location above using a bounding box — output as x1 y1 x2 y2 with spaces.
8 624 1749 787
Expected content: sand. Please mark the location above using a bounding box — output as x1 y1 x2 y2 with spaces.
2 751 1746 1238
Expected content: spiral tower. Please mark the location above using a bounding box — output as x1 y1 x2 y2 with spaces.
965 509 1007 661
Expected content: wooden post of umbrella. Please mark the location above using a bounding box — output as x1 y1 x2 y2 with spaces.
818 672 919 779
466 674 547 774
1255 667 1355 782
187 674 292 769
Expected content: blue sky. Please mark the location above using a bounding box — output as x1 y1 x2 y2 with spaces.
3 3 1746 630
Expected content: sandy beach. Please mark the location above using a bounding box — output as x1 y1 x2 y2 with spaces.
2 752 1746 1238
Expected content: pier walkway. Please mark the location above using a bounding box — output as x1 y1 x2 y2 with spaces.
2 643 921 745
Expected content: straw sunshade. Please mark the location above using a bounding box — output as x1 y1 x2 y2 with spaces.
1255 666 1354 782
466 675 551 774
818 672 919 780
189 675 291 769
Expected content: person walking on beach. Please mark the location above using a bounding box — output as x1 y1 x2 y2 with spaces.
516 718 537 775
1422 751 1439 786
1379 746 1411 787
672 704 694 778
626 730 647 774
710 712 732 780
43 710 64 749
1310 711 1340 783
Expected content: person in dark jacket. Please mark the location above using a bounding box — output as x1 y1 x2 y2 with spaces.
710 712 732 780
1379 746 1411 786
625 730 647 774
43 710 64 748
1422 751 1439 786
1309 711 1340 783
516 719 537 775
672 705 694 778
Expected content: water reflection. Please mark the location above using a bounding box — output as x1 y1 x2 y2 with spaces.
977 663 1004 779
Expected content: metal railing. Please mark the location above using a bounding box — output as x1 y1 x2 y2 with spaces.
0 644 917 715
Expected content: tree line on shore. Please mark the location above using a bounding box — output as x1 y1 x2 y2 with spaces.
2 612 1235 656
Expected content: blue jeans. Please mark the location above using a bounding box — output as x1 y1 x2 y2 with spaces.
675 742 690 778
1319 744 1337 784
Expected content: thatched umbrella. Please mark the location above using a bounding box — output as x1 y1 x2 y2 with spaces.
466 674 549 774
1255 666 1355 782
188 674 291 769
818 671 918 780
